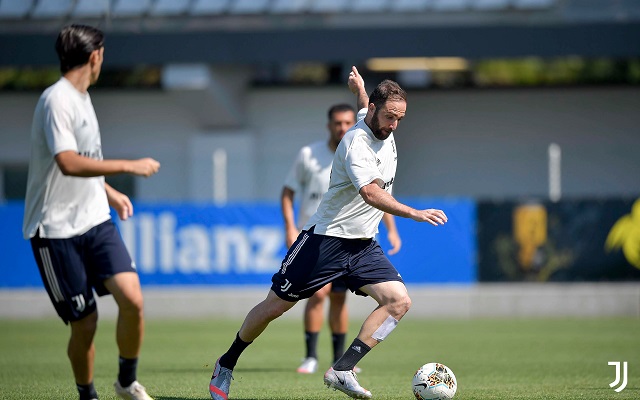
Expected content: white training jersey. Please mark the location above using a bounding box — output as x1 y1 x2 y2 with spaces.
283 140 334 230
304 111 397 239
284 109 367 230
22 77 110 239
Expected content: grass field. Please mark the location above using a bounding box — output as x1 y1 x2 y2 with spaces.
0 317 638 399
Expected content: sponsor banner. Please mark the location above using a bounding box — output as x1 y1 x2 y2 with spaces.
477 197 640 282
383 197 476 284
0 202 36 288
1 198 475 287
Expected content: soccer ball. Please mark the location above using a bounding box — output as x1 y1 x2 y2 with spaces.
412 362 457 400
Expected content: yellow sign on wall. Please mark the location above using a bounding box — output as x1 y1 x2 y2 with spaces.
606 199 640 269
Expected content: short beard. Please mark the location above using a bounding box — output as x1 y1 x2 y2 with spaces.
369 108 391 140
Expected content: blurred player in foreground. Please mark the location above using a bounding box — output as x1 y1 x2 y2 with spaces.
209 66 447 399
281 103 401 374
22 24 160 400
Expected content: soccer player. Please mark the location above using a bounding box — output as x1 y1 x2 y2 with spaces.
22 24 160 400
209 66 447 400
281 103 402 374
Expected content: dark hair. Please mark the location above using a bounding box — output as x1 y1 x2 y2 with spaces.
369 80 406 110
327 103 356 121
55 24 104 73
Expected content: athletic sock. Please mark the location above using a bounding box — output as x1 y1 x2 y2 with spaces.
219 332 252 371
332 332 346 363
118 356 138 388
77 382 98 400
332 338 371 371
305 331 319 359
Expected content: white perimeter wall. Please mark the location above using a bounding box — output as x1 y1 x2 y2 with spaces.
1 86 639 201
2 284 639 319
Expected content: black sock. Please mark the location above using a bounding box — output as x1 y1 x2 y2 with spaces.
218 332 252 371
332 333 346 363
118 356 138 388
332 338 370 371
77 382 98 400
305 331 319 359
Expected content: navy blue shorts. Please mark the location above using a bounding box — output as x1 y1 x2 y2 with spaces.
330 277 348 293
29 220 136 324
271 227 403 302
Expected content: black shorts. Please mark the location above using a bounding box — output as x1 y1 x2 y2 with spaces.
271 227 403 302
330 277 348 293
29 220 136 324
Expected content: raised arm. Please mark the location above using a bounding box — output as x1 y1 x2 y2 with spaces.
348 66 369 111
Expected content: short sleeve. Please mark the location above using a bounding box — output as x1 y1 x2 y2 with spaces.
283 146 308 193
345 136 383 192
356 108 367 121
43 94 78 156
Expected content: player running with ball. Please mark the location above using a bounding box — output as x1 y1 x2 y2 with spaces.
209 66 447 399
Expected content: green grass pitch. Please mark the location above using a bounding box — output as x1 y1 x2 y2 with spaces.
0 316 638 399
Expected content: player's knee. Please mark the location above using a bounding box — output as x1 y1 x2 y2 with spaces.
403 294 412 313
119 295 144 319
264 298 294 320
389 294 411 319
308 292 325 306
314 284 331 299
71 312 98 341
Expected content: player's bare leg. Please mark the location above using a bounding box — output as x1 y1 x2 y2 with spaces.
105 272 145 358
324 281 410 399
306 283 330 332
68 311 98 386
239 290 297 342
105 272 153 400
211 290 296 399
328 290 362 372
354 280 410 348
328 290 347 335
298 283 330 373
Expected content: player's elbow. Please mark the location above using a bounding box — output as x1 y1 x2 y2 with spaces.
55 151 81 176
56 160 76 176
359 184 378 205
281 186 295 201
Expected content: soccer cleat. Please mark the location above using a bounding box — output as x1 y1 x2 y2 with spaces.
114 380 154 400
209 357 233 400
324 367 372 399
297 357 318 374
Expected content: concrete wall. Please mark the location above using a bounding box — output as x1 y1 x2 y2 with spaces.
2 284 638 319
1 86 639 201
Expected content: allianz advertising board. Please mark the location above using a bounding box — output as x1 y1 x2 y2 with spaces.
0 199 475 287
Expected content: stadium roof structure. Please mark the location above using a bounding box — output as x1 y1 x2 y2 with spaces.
0 0 639 67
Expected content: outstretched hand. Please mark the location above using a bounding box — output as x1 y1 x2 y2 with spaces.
130 158 161 177
411 209 448 226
